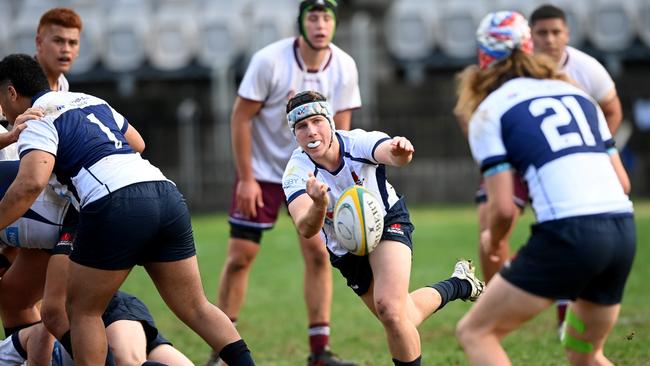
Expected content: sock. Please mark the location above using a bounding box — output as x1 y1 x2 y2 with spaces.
60 330 116 366
4 321 41 338
309 322 330 354
393 355 421 365
142 362 168 366
60 331 73 357
219 339 255 366
556 300 570 325
429 277 471 311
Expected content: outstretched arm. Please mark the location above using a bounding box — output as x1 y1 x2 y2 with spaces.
287 173 329 238
373 136 414 167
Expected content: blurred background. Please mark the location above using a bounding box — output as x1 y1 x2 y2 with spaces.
2 0 649 211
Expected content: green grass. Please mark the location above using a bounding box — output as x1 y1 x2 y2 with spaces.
121 202 650 365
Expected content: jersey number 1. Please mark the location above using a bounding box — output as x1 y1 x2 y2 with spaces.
86 113 123 149
529 96 596 152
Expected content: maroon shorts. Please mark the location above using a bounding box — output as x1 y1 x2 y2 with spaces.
475 172 529 209
228 178 286 230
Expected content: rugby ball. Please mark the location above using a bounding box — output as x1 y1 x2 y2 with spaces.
333 186 384 256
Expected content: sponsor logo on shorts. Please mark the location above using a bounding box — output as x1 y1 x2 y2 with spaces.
386 223 404 236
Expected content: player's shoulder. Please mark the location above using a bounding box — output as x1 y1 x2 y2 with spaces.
565 46 608 72
253 38 295 60
329 42 358 68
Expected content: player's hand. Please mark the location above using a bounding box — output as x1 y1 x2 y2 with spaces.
236 179 264 219
3 124 27 144
14 107 45 126
390 136 414 157
480 229 502 263
306 173 329 208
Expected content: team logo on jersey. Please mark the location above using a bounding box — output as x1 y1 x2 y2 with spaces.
386 223 404 235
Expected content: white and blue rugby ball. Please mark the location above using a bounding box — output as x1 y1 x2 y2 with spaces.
333 186 384 256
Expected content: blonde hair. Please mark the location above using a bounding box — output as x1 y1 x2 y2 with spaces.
454 50 569 128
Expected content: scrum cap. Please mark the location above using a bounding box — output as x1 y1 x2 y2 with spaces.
286 90 334 135
298 0 338 47
476 11 533 69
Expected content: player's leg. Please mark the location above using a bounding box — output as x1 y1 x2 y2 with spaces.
456 274 553 365
105 320 148 365
369 240 420 363
563 300 619 366
65 262 130 366
41 254 71 339
25 322 56 366
218 234 261 319
0 248 50 335
149 344 194 366
145 257 251 364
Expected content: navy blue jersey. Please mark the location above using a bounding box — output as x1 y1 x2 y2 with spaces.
469 78 632 222
17 91 167 207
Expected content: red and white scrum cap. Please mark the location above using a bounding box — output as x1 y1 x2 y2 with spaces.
476 11 533 69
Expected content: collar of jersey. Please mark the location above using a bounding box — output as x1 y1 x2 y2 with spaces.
305 131 345 174
31 89 52 105
293 38 333 73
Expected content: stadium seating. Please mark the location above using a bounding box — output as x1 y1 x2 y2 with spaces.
102 0 152 72
585 0 637 52
11 0 55 55
196 0 249 69
65 0 103 74
433 0 488 59
147 0 199 71
247 0 299 55
635 0 650 48
384 0 437 61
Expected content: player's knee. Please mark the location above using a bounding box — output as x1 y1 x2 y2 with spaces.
40 303 68 338
455 316 478 347
374 297 404 329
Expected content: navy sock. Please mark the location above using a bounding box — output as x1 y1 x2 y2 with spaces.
60 331 73 357
219 339 255 366
142 362 168 366
429 277 471 310
393 355 421 365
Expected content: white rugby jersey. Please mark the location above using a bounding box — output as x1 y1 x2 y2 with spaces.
239 37 361 183
17 91 167 208
283 129 399 256
469 78 632 223
0 160 72 249
561 46 615 103
0 125 18 160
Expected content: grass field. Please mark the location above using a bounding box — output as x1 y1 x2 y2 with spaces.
121 201 650 365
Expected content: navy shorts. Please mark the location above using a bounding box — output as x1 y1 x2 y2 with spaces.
70 181 196 270
330 197 414 296
102 291 171 354
501 213 636 305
